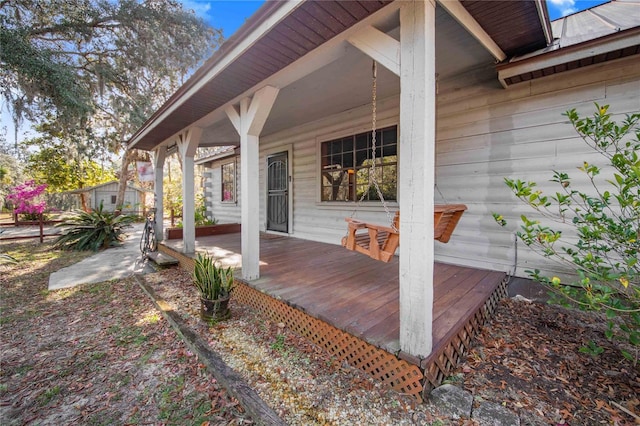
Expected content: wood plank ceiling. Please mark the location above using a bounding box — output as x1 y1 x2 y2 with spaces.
130 0 548 151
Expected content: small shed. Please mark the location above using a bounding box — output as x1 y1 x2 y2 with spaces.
71 181 150 213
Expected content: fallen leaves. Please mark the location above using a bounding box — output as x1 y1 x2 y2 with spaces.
0 240 249 425
455 299 639 424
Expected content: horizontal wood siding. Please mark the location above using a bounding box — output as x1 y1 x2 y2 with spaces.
205 55 639 280
259 96 401 242
202 159 241 224
435 56 640 277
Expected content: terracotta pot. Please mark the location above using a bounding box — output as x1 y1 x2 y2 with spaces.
200 296 231 321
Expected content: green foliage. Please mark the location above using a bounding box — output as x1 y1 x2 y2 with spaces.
1 0 221 129
192 253 234 301
195 194 217 226
495 105 639 358
53 204 135 251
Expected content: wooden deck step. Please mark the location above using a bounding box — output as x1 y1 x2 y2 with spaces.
147 251 179 266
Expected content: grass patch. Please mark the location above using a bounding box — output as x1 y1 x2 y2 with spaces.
38 385 61 406
107 325 148 346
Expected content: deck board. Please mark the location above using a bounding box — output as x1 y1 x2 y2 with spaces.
164 232 505 362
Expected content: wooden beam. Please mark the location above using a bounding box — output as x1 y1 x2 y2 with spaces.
177 128 202 254
399 0 437 358
348 25 401 77
152 146 166 242
226 86 280 280
437 0 507 62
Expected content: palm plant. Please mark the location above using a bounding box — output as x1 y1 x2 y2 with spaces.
54 204 135 251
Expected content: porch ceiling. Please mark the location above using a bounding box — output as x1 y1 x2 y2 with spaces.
129 0 547 152
195 6 495 147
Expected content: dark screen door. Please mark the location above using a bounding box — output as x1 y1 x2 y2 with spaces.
267 152 288 232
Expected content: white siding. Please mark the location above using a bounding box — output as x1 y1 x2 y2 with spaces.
212 55 639 280
259 95 401 243
202 158 241 224
93 182 141 212
434 56 640 277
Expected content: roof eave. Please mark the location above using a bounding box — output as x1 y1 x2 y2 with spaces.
497 27 640 87
127 1 292 151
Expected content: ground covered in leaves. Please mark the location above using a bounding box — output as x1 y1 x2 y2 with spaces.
0 240 248 425
1 237 638 425
452 299 639 425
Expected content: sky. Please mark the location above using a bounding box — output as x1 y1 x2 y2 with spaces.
1 0 612 146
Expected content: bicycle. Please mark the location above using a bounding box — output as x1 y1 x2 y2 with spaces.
140 208 158 256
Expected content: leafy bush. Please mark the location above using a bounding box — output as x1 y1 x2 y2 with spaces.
6 180 48 220
192 252 234 300
54 204 135 251
494 104 639 362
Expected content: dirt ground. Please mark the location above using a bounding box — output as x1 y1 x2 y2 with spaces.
0 240 248 425
1 238 638 425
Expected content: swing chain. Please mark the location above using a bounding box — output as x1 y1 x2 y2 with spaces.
347 61 397 232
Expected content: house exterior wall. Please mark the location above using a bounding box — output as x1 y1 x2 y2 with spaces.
433 55 640 278
201 157 242 224
201 55 638 279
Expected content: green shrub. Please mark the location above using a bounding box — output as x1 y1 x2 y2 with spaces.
192 252 234 300
54 204 135 251
494 104 639 362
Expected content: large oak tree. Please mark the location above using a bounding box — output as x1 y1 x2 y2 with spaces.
1 0 221 210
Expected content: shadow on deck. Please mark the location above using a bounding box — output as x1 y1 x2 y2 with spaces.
160 232 507 400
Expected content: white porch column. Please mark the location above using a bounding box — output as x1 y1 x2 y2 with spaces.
399 0 437 357
152 146 166 242
225 86 279 280
177 128 202 254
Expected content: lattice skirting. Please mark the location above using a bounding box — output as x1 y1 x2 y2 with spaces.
157 243 508 403
158 244 195 271
234 282 425 401
421 276 509 395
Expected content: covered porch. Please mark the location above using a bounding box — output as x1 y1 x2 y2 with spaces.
159 232 507 399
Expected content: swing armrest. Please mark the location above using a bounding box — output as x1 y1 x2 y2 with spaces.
344 218 368 229
345 218 397 234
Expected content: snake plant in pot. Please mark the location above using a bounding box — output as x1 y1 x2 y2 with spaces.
192 252 235 321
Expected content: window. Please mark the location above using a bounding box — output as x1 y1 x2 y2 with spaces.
221 161 236 203
320 125 397 202
110 195 117 204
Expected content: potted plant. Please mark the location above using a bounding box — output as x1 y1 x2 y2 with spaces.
192 252 235 321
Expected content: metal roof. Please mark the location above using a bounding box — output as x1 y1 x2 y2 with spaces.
551 0 640 48
498 0 640 86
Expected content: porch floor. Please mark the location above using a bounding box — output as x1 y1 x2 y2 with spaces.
162 232 506 363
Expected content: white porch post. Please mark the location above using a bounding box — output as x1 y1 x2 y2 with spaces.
399 0 437 357
225 86 279 281
152 146 166 242
177 128 202 254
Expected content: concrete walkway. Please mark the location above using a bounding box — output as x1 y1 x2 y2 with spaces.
48 224 155 290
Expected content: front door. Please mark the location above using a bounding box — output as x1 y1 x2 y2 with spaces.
267 151 288 233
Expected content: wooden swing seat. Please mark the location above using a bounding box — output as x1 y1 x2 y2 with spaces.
341 204 467 262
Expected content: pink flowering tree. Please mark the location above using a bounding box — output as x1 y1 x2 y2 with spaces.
6 180 48 221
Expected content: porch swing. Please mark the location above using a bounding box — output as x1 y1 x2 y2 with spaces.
340 61 467 263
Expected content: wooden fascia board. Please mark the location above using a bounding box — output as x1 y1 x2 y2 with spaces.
497 29 640 87
534 0 553 45
128 1 300 150
437 0 507 62
132 1 402 152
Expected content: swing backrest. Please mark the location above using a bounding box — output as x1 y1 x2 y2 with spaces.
342 205 467 262
434 204 467 243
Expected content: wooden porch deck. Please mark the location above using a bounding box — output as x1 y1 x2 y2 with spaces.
161 232 506 398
